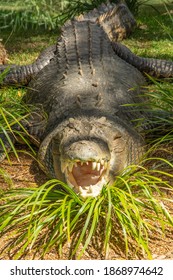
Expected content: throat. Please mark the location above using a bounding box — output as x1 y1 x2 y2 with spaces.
72 161 104 187
62 160 109 197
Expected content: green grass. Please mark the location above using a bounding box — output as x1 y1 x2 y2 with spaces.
0 162 173 259
0 0 173 259
0 88 37 163
0 0 150 31
125 2 173 59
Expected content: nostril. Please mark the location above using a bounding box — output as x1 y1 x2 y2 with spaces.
63 140 110 163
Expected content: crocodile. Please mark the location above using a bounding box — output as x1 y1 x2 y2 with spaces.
0 1 173 197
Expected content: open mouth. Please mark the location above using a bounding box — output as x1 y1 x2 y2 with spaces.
61 160 109 197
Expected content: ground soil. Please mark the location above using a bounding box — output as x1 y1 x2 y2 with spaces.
0 146 173 260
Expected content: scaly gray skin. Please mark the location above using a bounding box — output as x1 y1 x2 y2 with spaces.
24 15 146 197
0 45 57 85
0 1 137 86
0 2 173 197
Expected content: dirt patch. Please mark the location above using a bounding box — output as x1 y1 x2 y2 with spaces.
0 148 47 191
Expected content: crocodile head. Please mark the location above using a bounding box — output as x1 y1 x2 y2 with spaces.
38 116 143 198
60 140 110 197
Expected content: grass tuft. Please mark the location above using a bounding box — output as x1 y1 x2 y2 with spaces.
0 87 38 162
0 159 173 259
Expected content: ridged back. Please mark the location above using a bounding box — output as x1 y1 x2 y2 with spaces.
27 19 146 136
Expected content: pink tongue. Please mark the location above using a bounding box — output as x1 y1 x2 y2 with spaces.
72 162 101 187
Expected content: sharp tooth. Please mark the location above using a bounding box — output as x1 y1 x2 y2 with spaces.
68 162 74 172
104 161 108 169
92 162 97 170
86 161 89 165
79 186 84 193
61 162 68 173
97 162 101 171
89 185 93 192
101 159 105 166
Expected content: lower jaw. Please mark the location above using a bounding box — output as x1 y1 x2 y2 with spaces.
66 176 107 198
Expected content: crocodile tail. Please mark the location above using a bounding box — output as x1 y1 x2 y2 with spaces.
112 42 173 78
76 1 136 41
